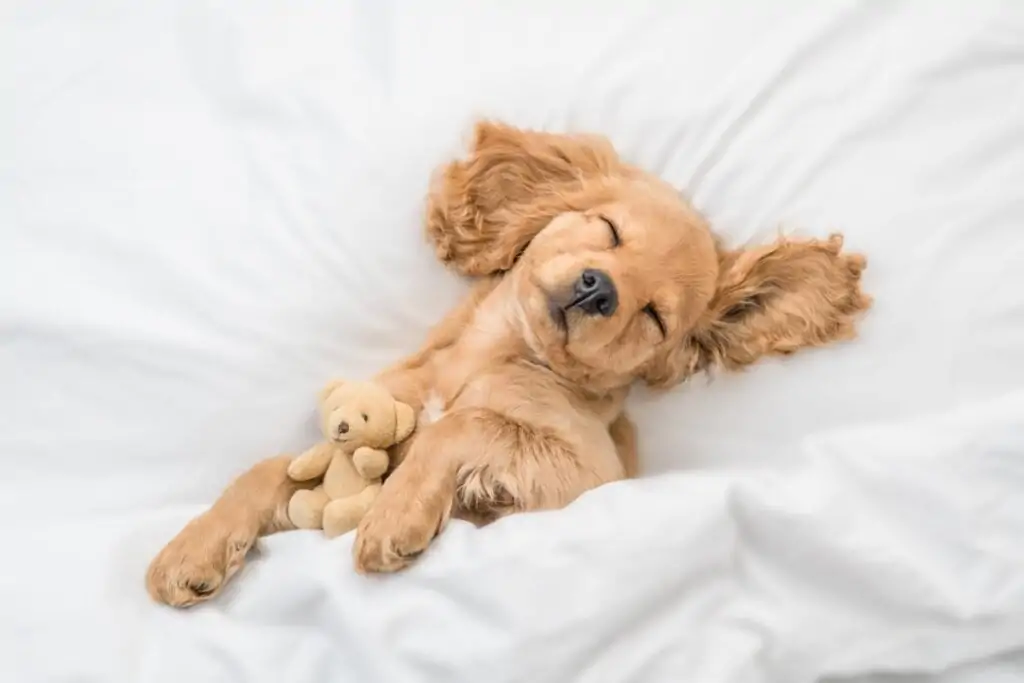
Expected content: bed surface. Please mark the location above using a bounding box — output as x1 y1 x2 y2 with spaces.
4 1 1024 681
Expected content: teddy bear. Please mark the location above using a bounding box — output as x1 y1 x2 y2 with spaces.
286 379 416 538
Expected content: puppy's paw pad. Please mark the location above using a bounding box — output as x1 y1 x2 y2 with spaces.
186 580 217 597
352 522 434 574
146 518 256 608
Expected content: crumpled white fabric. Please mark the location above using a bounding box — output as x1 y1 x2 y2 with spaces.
3 1 1024 682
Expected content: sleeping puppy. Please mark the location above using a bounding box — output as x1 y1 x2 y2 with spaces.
146 121 870 606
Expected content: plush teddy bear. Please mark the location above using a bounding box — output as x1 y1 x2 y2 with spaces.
287 379 416 538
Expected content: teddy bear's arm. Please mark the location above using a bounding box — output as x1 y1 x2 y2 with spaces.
287 442 336 481
352 447 390 480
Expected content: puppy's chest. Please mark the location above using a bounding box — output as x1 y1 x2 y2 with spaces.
416 351 486 428
418 390 447 428
416 367 494 429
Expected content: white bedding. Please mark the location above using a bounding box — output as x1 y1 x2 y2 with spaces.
3 1 1024 681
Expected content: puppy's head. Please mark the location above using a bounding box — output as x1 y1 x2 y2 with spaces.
428 121 870 391
511 176 720 389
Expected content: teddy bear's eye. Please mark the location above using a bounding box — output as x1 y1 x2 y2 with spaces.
361 413 368 422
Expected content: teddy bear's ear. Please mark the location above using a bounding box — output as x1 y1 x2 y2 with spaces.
317 379 346 405
393 401 416 442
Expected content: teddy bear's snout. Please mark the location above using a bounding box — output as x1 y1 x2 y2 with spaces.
326 408 372 442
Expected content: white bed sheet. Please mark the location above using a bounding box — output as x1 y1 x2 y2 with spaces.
3 1 1024 681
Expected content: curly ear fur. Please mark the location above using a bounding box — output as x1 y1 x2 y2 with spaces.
425 120 626 277
644 233 871 387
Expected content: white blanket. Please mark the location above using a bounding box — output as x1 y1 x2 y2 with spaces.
3 1 1024 681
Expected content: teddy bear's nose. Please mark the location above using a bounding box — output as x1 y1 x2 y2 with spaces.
337 421 349 435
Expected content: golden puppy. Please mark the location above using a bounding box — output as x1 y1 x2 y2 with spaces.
146 121 870 606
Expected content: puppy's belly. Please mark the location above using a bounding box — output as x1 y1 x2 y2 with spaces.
419 390 446 427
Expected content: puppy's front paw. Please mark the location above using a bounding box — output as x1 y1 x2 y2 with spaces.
352 510 438 574
145 513 255 607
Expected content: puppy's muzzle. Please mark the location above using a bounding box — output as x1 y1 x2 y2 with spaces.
569 269 618 317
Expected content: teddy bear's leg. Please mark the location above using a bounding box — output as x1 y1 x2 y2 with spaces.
288 485 331 529
322 484 382 539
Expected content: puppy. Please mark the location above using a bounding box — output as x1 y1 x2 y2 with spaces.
146 121 870 606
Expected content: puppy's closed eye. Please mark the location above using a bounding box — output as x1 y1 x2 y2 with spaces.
599 215 620 248
643 304 666 337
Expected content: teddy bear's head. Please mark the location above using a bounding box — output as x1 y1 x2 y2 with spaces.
316 379 416 450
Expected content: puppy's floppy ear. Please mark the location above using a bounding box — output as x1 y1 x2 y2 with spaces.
644 234 871 388
426 120 624 276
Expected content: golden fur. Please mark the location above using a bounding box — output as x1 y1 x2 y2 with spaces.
147 121 870 606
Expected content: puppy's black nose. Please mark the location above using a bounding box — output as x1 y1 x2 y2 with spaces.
571 269 618 317
337 421 349 435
